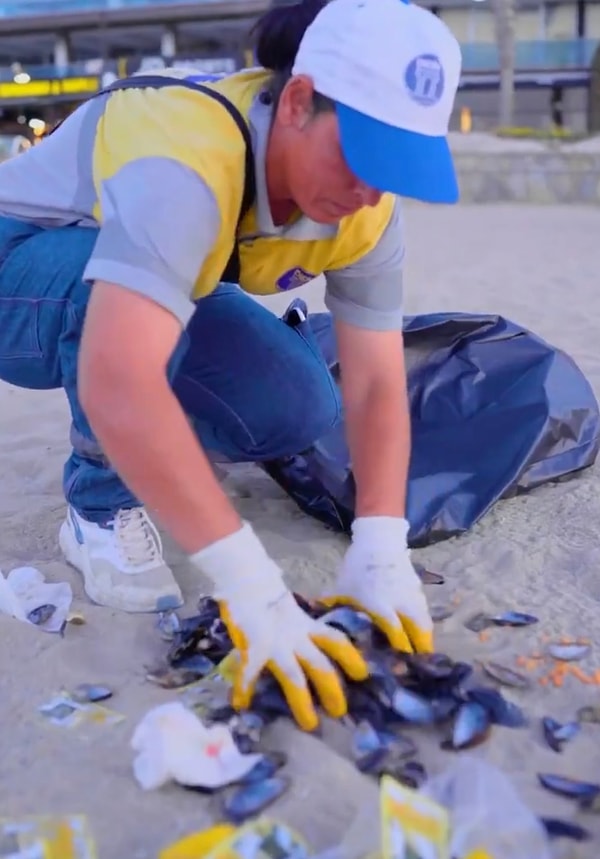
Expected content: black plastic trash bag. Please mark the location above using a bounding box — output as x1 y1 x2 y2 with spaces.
263 304 600 547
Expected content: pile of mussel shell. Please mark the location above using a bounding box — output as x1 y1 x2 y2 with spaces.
149 595 597 840
148 595 534 814
150 597 234 689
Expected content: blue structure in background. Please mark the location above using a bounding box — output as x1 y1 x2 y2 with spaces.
462 38 599 70
0 0 598 133
0 0 210 13
0 0 597 75
0 41 597 80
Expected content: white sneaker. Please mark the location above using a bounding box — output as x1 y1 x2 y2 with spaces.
59 506 183 613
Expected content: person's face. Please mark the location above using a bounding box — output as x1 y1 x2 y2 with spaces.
274 76 382 224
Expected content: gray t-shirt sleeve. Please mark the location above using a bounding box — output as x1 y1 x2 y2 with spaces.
83 156 220 326
324 197 405 331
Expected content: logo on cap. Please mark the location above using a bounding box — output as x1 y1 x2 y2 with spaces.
404 54 445 107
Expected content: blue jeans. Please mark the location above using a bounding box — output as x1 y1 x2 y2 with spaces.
0 217 341 523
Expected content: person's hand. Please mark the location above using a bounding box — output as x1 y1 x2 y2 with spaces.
191 521 369 731
322 516 433 654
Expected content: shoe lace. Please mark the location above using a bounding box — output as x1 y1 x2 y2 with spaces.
112 508 163 567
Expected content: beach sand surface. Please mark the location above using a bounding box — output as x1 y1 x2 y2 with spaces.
2 204 600 858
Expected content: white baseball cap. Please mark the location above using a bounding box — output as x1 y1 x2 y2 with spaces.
292 0 462 203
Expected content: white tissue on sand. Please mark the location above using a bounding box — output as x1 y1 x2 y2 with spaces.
0 566 72 633
131 701 263 791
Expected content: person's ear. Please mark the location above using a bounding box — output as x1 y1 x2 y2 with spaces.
276 75 315 130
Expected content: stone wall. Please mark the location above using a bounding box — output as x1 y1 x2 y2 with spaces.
448 134 600 204
454 151 600 203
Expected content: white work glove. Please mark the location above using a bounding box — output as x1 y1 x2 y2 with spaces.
191 522 368 731
322 516 434 654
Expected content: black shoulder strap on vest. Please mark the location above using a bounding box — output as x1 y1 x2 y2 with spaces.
51 73 256 284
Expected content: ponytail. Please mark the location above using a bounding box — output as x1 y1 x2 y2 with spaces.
250 0 333 113
253 0 328 73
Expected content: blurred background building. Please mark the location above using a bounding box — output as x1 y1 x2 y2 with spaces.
0 0 598 152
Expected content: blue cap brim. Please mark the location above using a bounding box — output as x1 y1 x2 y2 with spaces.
335 101 459 204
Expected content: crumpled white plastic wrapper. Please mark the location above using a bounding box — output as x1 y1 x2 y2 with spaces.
0 566 73 633
131 701 263 791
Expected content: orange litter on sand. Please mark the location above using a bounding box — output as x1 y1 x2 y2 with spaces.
469 616 598 686
509 638 599 687
471 624 598 689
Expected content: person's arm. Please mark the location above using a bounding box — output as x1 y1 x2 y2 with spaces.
79 283 241 553
324 197 409 516
79 157 242 553
323 200 433 654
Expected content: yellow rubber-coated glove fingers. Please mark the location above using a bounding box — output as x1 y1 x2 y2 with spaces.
401 614 435 654
298 656 347 720
296 635 353 720
268 659 319 732
320 595 414 654
311 625 369 683
231 667 258 712
218 601 246 653
369 610 414 654
318 595 344 610
219 602 258 711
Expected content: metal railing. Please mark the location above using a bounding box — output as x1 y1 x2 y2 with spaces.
0 0 221 15
0 39 598 82
0 64 89 79
461 38 599 70
0 57 236 82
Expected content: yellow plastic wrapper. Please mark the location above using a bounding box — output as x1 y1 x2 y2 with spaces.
38 693 124 728
0 814 97 858
159 824 235 859
160 818 311 859
380 775 450 859
206 818 311 859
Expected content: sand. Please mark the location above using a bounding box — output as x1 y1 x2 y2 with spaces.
2 203 600 859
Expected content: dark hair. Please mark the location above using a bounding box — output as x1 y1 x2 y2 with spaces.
252 0 334 112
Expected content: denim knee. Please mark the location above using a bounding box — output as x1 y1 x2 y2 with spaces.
187 360 341 462
271 315 342 455
174 288 343 462
259 366 342 457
